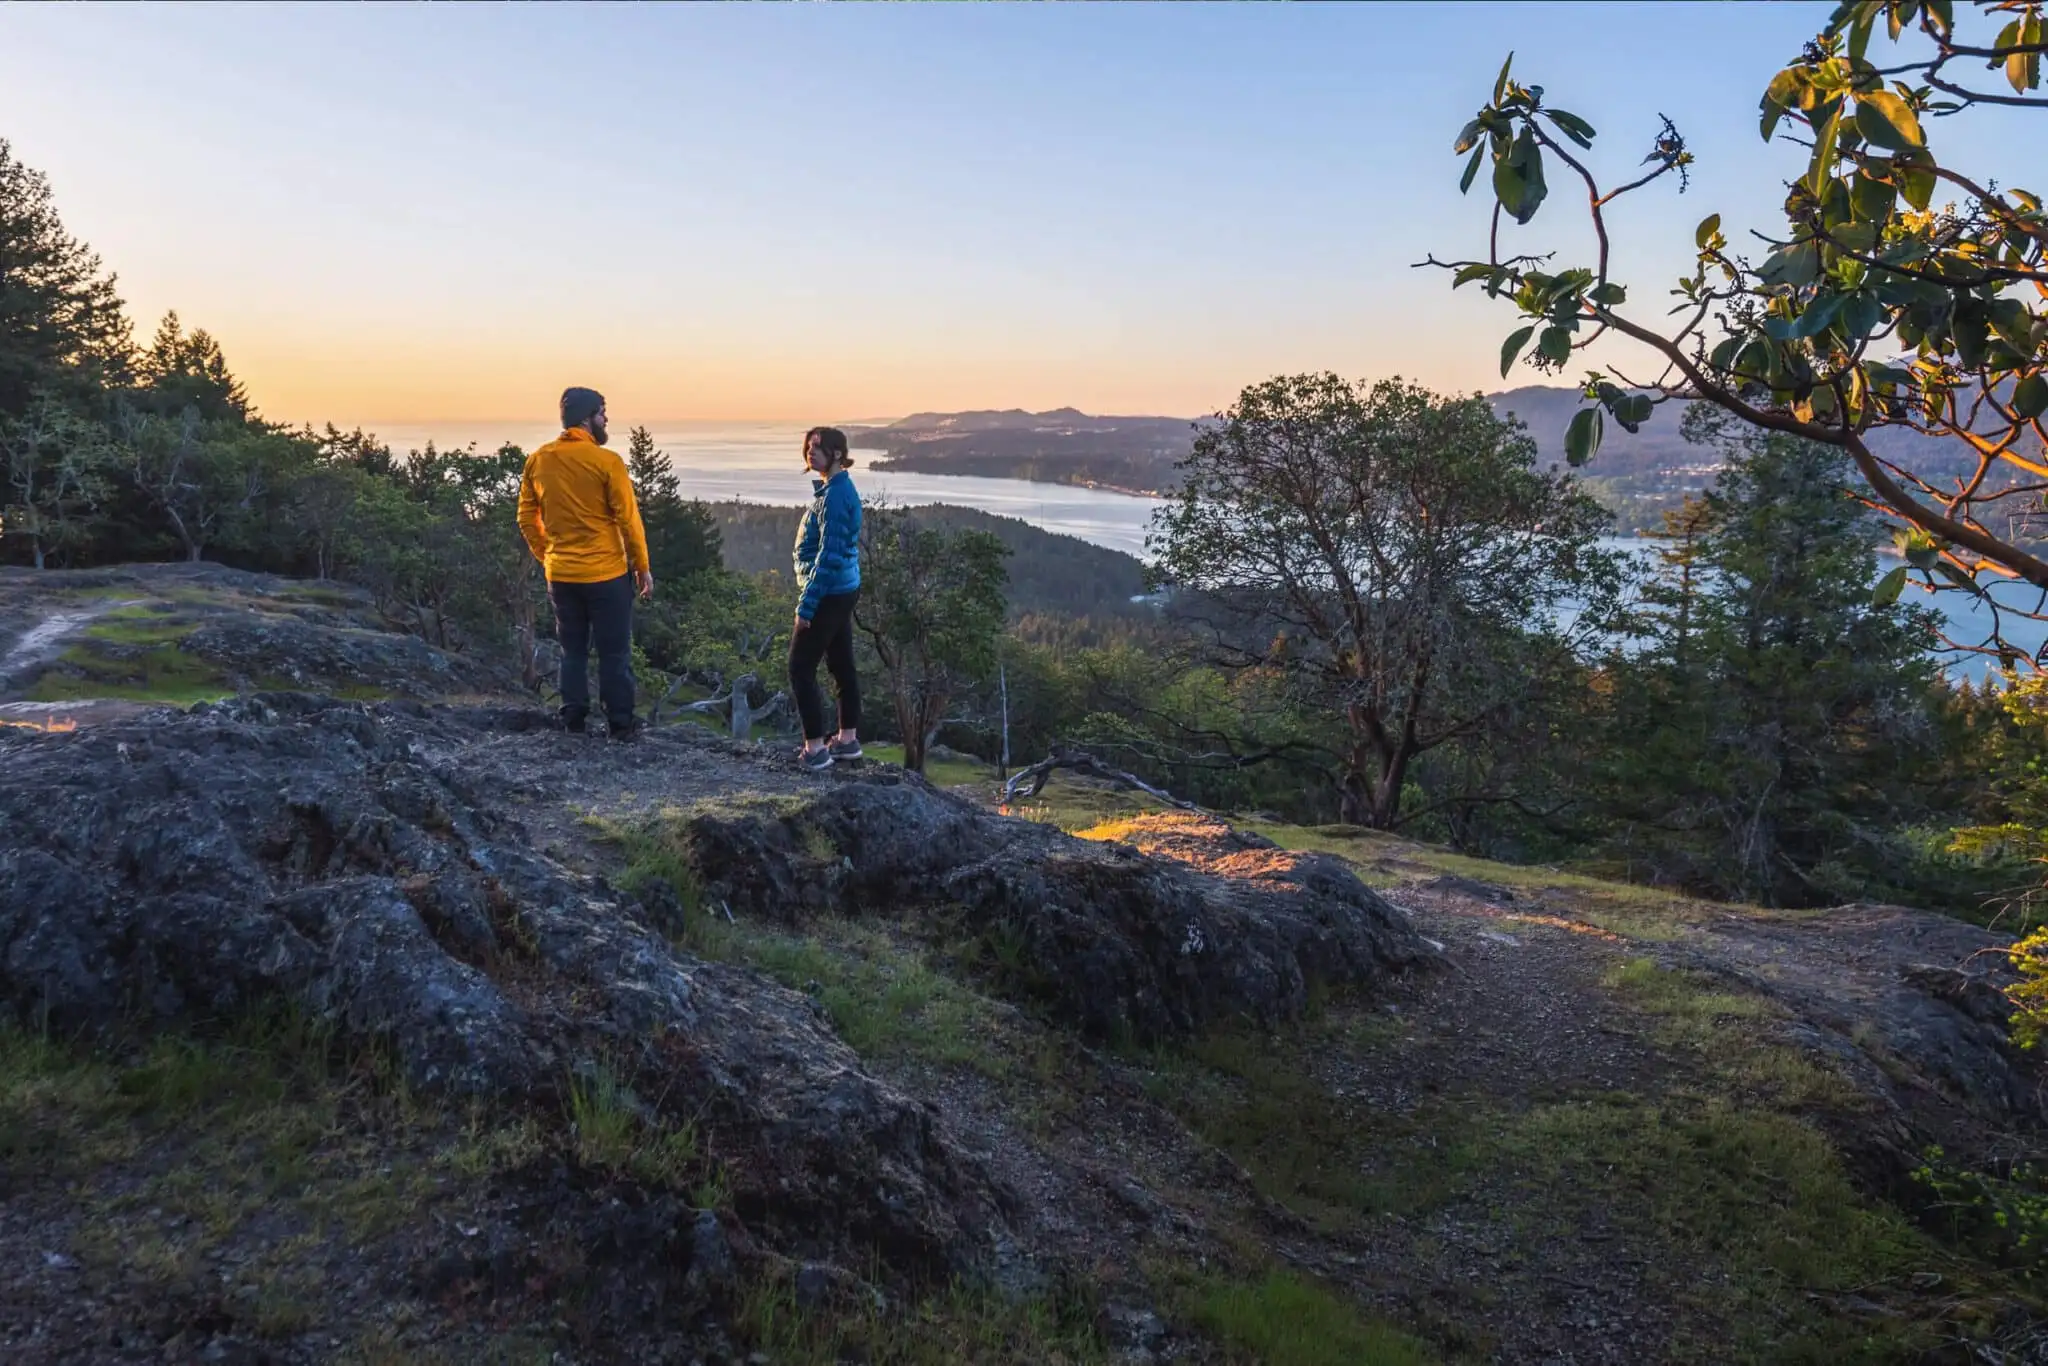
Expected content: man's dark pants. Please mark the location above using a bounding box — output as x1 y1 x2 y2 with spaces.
550 573 635 731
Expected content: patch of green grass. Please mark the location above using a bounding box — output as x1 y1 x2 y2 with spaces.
1142 1022 1483 1228
82 618 196 647
735 1271 1107 1365
1602 959 1862 1111
1182 1269 1437 1366
25 642 235 705
1498 1092 1940 1363
861 743 990 788
566 1063 708 1189
581 809 731 956
744 921 1005 1073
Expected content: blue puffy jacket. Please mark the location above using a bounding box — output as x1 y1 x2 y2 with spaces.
793 471 862 620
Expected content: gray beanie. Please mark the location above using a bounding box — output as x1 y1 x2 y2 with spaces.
560 386 605 431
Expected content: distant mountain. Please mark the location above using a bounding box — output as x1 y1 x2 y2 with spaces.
843 390 2019 503
841 409 1202 497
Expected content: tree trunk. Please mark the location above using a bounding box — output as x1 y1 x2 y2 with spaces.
900 718 928 773
997 662 1010 782
31 537 45 571
1338 740 1406 830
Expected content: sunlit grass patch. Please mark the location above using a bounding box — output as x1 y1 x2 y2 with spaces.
859 742 990 788
1182 1269 1437 1366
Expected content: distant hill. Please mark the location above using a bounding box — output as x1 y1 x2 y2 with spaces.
711 501 1151 621
840 410 1202 497
843 393 2020 520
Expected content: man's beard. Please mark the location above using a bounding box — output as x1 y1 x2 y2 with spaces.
588 419 608 445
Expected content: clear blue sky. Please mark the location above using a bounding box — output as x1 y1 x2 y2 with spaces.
0 2 1983 424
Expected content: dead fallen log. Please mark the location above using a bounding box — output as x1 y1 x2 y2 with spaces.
1000 748 1202 811
656 672 789 739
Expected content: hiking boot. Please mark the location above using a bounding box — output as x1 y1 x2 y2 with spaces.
607 717 641 742
827 738 864 761
560 713 588 736
799 746 834 772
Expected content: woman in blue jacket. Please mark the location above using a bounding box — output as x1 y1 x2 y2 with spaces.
790 426 863 770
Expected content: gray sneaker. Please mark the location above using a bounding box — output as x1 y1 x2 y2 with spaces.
827 738 864 761
800 747 834 772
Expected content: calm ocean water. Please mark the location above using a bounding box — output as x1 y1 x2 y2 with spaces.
368 420 1164 557
373 421 2035 678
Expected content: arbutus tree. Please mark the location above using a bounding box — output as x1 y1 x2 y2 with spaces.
1147 373 1620 830
1426 0 2048 666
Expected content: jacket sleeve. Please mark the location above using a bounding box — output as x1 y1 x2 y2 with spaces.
799 480 858 621
609 457 651 575
793 506 821 618
516 456 548 564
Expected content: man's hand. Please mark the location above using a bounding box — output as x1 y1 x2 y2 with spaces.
793 613 809 634
636 570 654 600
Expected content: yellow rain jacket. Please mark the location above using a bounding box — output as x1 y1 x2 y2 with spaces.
516 428 651 584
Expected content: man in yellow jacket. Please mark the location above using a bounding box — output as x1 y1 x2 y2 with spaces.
517 387 653 738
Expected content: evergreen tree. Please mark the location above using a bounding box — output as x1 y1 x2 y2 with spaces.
625 424 721 586
1599 410 1946 905
0 140 133 418
135 311 249 421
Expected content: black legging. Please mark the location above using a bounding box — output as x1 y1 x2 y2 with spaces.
789 589 861 741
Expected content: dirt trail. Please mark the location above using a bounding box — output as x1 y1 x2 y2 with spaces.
0 600 136 696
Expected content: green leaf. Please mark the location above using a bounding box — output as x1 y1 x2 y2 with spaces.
1537 325 1573 365
1564 407 1603 466
1500 324 1536 378
1893 149 1936 211
1851 172 1897 222
1872 564 1907 607
2003 15 2043 94
1937 561 1984 596
1459 144 1485 195
1761 67 1806 140
1842 291 1883 339
1589 281 1627 307
1610 392 1654 432
2016 372 2048 419
1695 212 1723 250
1807 102 1845 200
1854 90 1924 151
1990 298 2034 347
1847 6 1875 62
1764 295 1845 342
1737 339 1775 383
1759 241 1822 288
1453 263 1497 288
1454 119 1485 156
1545 108 1597 147
1494 126 1548 225
1493 51 1515 104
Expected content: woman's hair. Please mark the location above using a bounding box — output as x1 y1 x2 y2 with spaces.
802 426 854 471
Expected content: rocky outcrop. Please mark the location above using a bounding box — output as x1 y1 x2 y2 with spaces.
0 696 1004 1279
0 562 518 703
0 694 1428 1290
680 787 1434 1043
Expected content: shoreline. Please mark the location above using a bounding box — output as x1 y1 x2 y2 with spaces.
866 458 1169 500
